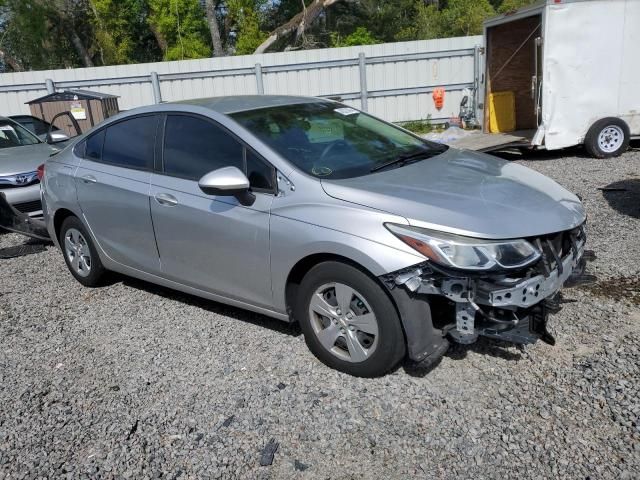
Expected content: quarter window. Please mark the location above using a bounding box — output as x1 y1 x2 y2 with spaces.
163 115 243 180
102 116 157 169
246 150 274 191
73 140 87 158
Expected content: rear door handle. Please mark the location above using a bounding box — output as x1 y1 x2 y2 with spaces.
154 192 178 206
80 175 97 184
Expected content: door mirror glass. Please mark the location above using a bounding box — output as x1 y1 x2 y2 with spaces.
198 166 255 206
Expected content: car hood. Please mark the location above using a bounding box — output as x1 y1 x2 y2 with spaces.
0 143 59 176
320 148 586 239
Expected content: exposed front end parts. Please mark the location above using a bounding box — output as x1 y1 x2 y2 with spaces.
384 225 593 348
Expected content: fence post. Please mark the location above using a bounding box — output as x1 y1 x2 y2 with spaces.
255 63 264 95
358 52 368 112
150 72 162 104
473 45 481 124
45 78 55 94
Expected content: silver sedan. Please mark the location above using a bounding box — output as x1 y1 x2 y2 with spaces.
0 116 60 216
41 96 588 377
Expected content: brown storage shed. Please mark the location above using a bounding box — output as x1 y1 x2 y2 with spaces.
26 90 119 137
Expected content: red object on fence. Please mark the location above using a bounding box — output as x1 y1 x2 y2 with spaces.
433 87 445 110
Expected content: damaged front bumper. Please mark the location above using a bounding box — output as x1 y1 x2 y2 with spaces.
383 225 593 360
0 192 50 241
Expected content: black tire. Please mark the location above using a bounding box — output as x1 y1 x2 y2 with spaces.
295 261 406 377
584 117 630 158
59 216 107 287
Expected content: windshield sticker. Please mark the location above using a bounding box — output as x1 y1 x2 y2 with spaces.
334 107 359 116
312 166 333 176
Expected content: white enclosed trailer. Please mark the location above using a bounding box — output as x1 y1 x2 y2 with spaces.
467 0 640 157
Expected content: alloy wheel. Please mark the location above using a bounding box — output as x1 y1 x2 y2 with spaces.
64 228 92 278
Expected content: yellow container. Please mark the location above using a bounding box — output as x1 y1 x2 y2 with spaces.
488 91 516 133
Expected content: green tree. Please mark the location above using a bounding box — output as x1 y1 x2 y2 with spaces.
439 0 495 37
89 0 159 64
498 0 537 14
227 0 268 54
330 26 380 48
0 0 93 70
147 0 211 60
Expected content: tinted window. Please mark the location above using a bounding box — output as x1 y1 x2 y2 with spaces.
12 116 57 136
164 115 243 180
85 130 105 161
102 116 157 169
246 150 274 191
73 140 87 158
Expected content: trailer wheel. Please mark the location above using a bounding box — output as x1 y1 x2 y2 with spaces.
584 118 630 158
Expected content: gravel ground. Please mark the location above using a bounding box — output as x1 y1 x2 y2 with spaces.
1 144 639 479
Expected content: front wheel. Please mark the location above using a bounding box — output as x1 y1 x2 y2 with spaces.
295 261 406 377
584 117 630 158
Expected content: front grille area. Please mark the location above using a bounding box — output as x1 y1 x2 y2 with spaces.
13 199 42 213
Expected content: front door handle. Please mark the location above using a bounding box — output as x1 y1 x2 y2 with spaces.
80 175 97 184
154 192 178 207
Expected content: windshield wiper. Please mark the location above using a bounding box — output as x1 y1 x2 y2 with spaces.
370 147 446 173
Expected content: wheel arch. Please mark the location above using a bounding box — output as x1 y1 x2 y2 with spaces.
284 252 449 364
285 253 389 321
53 207 78 243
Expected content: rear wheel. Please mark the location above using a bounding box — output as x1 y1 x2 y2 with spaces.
59 216 106 287
584 118 630 158
295 261 406 377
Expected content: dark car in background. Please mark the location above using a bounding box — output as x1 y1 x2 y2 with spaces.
9 115 69 143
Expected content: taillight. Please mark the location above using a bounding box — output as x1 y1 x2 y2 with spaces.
37 163 45 181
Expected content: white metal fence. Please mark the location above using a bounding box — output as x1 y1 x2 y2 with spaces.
0 36 481 123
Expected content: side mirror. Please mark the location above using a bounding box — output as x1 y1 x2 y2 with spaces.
198 166 255 206
460 95 469 107
46 132 69 144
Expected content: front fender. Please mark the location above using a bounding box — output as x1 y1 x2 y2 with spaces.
270 214 424 314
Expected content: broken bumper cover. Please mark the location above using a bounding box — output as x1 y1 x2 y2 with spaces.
0 192 51 241
384 226 591 358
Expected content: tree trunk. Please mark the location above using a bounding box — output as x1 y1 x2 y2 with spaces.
149 23 168 54
254 0 344 54
205 0 224 57
68 26 94 67
0 49 23 72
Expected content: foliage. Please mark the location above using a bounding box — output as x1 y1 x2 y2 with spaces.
0 0 541 71
227 0 269 55
89 0 159 64
498 0 537 14
330 27 380 48
399 118 433 135
147 0 211 60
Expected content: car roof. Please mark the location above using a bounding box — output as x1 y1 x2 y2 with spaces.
172 95 330 114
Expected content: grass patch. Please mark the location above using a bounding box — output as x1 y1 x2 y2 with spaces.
398 118 433 135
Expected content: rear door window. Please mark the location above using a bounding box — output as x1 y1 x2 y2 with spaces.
85 130 105 161
163 115 243 180
101 116 157 170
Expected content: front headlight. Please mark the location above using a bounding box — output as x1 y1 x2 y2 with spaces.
386 223 540 271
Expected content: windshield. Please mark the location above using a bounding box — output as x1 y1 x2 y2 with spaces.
231 102 446 179
0 119 41 149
